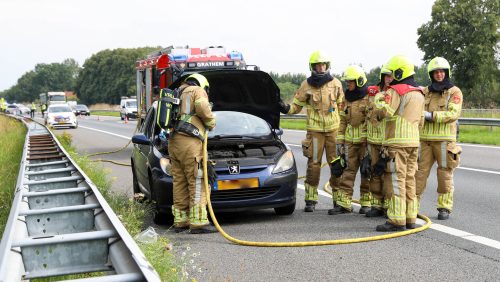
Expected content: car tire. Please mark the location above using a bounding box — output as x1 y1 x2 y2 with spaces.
120 114 124 121
274 201 296 215
131 161 140 194
150 172 173 225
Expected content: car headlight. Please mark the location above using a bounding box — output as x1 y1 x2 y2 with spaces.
160 157 172 176
272 150 294 174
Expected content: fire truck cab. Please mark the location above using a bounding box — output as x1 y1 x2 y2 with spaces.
135 45 247 123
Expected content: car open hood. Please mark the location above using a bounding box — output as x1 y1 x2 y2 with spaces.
170 70 281 129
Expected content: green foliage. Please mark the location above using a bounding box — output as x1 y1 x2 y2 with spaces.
276 82 299 103
0 116 26 238
417 0 499 107
269 71 306 85
76 47 160 105
0 59 80 103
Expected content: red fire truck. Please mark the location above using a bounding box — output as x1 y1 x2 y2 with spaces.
135 45 248 122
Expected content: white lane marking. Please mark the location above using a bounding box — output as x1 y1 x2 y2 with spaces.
297 183 500 251
287 143 500 175
79 125 130 140
283 129 500 149
457 166 500 175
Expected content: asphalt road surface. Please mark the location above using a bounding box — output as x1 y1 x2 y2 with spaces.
40 114 500 281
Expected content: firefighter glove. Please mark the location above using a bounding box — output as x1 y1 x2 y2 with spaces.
330 154 346 177
207 160 218 188
336 144 344 156
424 111 433 122
372 152 390 177
278 99 291 115
360 154 372 179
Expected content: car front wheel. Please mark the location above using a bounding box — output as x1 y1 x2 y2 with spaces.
274 201 296 215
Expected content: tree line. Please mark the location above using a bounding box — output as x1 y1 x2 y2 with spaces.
0 0 497 108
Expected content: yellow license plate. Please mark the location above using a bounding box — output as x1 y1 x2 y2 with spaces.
217 178 259 190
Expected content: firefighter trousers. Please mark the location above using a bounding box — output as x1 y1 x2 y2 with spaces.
384 146 419 226
302 130 339 203
368 144 386 210
416 141 461 212
335 142 371 210
168 133 210 229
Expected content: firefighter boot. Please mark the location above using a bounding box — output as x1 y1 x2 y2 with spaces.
359 206 370 214
438 208 450 220
376 222 405 232
304 200 316 212
328 205 351 215
406 223 421 229
365 207 385 218
190 224 218 234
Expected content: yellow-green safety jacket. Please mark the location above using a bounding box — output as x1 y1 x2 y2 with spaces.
420 86 462 142
288 78 344 132
366 86 386 145
374 84 425 147
337 95 368 144
176 84 216 139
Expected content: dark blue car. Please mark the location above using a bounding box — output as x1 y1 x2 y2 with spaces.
131 70 297 223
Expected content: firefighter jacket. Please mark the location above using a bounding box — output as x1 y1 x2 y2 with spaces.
420 86 462 142
374 85 425 147
288 79 344 132
337 95 368 144
366 86 385 145
176 84 216 138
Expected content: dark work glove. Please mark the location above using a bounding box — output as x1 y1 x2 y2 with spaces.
278 99 291 115
360 154 372 179
207 160 218 187
330 154 346 177
372 153 389 177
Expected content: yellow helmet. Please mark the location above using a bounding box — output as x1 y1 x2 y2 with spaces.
380 64 392 82
341 65 367 87
386 55 415 81
309 50 331 71
185 73 209 90
427 57 452 80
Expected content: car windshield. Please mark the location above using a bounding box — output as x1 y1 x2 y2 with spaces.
49 106 72 113
76 105 88 110
208 111 271 138
50 96 66 102
126 101 137 107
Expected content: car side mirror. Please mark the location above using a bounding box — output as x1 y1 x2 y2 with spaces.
273 128 284 136
132 134 150 145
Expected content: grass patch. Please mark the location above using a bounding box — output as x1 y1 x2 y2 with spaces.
90 111 120 117
33 131 179 281
0 115 26 238
279 118 500 145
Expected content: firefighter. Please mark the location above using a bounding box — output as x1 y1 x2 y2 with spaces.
416 57 462 220
168 73 217 234
373 55 425 231
365 66 393 217
328 65 371 215
41 103 46 118
279 50 344 212
31 102 36 118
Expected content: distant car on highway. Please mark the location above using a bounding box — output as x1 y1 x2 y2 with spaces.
5 104 29 115
45 104 78 129
74 104 90 116
130 70 297 223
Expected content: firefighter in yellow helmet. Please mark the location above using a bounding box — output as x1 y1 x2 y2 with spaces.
278 51 344 212
168 73 217 233
328 65 371 215
364 66 393 217
416 57 462 220
373 55 425 231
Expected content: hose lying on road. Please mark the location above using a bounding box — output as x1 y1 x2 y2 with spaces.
202 134 432 247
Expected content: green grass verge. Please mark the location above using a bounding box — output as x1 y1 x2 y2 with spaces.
0 115 26 238
90 111 120 117
280 118 500 145
30 131 179 281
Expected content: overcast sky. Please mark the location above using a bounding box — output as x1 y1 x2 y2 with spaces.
0 0 436 91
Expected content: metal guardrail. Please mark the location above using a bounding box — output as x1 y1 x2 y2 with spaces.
0 117 160 281
280 114 500 127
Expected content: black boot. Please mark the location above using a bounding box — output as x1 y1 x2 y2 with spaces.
359 206 371 214
171 225 189 233
437 208 450 220
406 223 421 229
376 222 405 232
328 205 351 215
190 224 218 234
365 208 385 218
304 200 316 212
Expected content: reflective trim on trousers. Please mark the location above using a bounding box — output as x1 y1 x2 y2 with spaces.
438 190 454 211
440 141 447 168
194 168 203 203
305 183 318 201
336 190 352 211
172 206 189 226
359 192 372 207
390 161 399 196
313 137 319 163
189 204 209 226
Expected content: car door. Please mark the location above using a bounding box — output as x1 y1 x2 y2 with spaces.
133 108 155 187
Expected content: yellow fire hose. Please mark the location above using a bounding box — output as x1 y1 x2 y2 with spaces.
202 134 432 247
